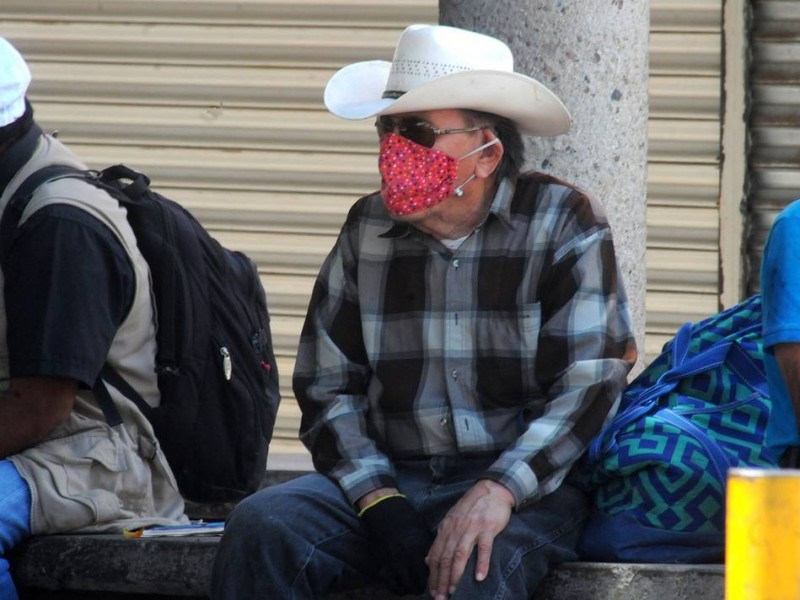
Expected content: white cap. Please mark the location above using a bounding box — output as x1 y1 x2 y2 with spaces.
0 37 31 127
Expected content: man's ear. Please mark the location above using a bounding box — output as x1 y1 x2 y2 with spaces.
475 135 504 179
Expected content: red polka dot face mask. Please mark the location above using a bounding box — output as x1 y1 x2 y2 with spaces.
378 133 499 217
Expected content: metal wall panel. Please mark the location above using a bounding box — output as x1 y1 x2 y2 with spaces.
748 0 800 294
0 1 438 444
1 0 728 436
647 0 723 358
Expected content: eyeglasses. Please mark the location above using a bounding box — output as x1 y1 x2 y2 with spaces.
374 116 488 148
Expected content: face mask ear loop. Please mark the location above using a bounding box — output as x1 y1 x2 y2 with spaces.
458 137 500 160
453 137 500 196
453 174 476 197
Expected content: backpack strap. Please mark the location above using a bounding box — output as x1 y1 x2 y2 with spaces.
0 164 83 266
91 376 124 428
93 364 154 427
96 164 181 369
100 164 151 196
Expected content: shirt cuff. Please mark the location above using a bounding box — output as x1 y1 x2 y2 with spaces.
482 459 540 509
335 464 397 506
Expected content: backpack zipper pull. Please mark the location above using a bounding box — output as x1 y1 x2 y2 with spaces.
220 347 232 381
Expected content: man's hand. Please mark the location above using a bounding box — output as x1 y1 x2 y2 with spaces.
358 488 435 595
426 479 515 600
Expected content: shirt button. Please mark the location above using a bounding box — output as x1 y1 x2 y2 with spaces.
439 417 448 427
453 259 459 268
451 369 458 380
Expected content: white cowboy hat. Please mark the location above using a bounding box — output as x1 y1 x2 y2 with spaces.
324 24 570 137
0 37 31 127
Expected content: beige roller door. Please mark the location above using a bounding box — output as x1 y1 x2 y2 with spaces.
647 0 723 358
748 0 800 294
1 0 728 450
0 1 438 449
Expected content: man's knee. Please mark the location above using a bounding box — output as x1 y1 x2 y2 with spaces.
225 486 294 539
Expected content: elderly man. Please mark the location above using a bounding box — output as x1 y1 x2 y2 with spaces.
212 24 636 599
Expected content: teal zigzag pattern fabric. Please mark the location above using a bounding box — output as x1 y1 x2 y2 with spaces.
583 295 775 534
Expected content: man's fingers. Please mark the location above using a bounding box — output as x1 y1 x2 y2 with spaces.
431 548 455 599
474 534 494 582
446 539 473 592
426 539 445 598
428 530 479 598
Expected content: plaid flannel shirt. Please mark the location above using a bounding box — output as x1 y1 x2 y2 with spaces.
293 172 637 507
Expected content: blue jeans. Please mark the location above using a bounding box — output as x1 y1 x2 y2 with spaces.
0 460 32 600
211 456 586 599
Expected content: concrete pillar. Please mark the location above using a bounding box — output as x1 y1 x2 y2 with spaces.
441 0 650 365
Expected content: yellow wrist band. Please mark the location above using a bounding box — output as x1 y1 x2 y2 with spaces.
357 492 406 518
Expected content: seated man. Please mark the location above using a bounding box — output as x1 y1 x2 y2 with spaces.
760 201 800 467
0 37 186 599
212 24 637 600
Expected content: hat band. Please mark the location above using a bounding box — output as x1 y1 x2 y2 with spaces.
382 90 405 100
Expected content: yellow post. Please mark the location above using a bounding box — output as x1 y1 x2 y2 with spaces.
726 468 800 599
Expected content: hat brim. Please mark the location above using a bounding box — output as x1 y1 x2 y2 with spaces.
324 60 571 137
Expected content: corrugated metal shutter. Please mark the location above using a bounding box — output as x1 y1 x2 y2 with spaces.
0 1 438 449
1 1 730 447
647 0 723 357
748 0 800 294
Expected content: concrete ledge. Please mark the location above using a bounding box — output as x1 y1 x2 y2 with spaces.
11 533 725 600
12 534 217 598
534 562 724 600
10 467 725 599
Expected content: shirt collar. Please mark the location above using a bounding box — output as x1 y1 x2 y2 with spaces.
486 176 516 229
0 123 43 195
379 221 412 239
378 176 518 239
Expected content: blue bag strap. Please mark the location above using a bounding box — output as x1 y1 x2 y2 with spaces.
589 329 703 450
656 408 735 483
589 323 765 462
622 337 736 411
626 321 764 408
719 326 768 396
587 398 659 462
670 322 694 367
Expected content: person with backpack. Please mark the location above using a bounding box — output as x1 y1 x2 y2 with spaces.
0 37 187 598
760 201 800 468
212 24 637 599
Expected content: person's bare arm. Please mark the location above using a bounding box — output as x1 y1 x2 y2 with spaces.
773 343 800 433
0 377 77 458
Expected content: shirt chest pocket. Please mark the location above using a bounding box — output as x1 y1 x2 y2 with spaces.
518 302 541 357
519 302 541 332
476 302 541 357
474 302 542 406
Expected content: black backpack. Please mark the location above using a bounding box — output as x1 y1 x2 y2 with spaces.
0 163 281 503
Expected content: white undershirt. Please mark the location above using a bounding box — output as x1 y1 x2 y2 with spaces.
439 234 470 251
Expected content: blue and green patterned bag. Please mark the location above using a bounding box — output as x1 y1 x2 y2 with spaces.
577 295 776 563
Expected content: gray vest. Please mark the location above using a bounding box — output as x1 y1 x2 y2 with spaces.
0 133 186 534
